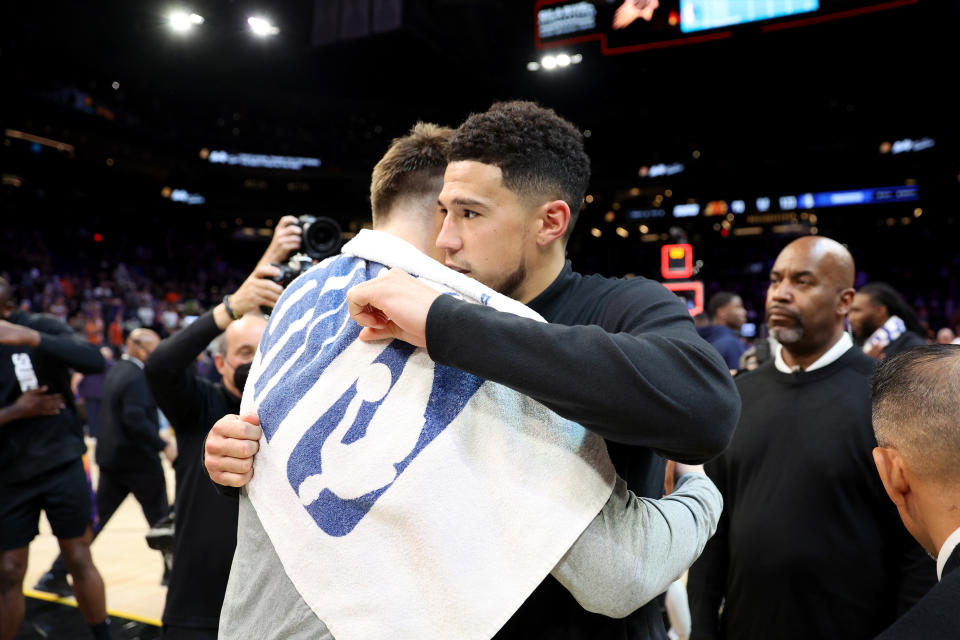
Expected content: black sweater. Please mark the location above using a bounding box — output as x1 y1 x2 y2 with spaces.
1 310 105 485
95 358 165 472
144 311 240 629
687 348 935 640
426 262 741 640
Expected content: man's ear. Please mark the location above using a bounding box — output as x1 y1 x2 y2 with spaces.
837 287 856 317
873 446 909 509
535 200 570 247
213 352 227 376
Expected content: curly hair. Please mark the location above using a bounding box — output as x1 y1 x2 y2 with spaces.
448 101 591 239
370 122 454 224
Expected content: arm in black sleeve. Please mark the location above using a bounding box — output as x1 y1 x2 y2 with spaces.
120 377 167 452
425 282 740 463
686 454 730 640
29 316 106 374
144 310 223 433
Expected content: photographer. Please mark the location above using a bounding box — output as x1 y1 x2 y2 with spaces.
142 217 296 640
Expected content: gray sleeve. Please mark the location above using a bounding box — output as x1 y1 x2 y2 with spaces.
551 472 723 619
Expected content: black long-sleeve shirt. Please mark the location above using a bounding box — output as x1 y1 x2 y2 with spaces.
95 357 165 472
686 348 935 640
1 310 105 485
426 262 741 640
144 310 240 629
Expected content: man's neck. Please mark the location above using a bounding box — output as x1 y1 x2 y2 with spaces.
515 252 566 304
781 327 847 371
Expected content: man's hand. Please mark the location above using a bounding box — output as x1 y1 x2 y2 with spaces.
0 320 40 347
864 342 885 360
346 269 441 348
258 215 302 266
162 437 178 464
664 460 705 495
205 413 262 487
9 386 66 420
230 264 285 317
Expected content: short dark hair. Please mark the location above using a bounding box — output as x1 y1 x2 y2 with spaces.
447 100 591 240
872 344 960 481
707 292 739 320
858 282 927 338
370 122 454 224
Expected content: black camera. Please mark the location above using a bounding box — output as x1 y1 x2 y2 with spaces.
270 253 315 288
262 216 343 314
298 215 342 261
267 215 342 289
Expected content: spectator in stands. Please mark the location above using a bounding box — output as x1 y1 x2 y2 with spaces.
849 282 928 359
697 292 747 371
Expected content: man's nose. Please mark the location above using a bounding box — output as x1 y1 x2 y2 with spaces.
768 281 791 302
435 214 461 252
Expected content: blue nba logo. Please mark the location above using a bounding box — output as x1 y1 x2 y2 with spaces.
254 257 483 536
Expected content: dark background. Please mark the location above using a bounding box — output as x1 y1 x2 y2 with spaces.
2 0 958 330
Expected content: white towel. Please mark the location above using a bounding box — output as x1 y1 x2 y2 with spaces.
243 229 616 640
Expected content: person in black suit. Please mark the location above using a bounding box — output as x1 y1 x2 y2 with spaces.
93 327 176 530
872 344 960 638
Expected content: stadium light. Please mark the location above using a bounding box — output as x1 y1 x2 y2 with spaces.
248 16 279 36
169 11 204 33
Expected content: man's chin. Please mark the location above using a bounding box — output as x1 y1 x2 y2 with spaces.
770 325 804 344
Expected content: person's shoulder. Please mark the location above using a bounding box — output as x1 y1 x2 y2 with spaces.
876 575 960 639
839 347 878 378
734 360 777 390
11 310 72 335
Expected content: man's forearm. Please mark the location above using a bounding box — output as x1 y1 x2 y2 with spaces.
426 295 739 462
551 473 723 618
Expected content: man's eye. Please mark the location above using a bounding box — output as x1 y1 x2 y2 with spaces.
463 210 479 219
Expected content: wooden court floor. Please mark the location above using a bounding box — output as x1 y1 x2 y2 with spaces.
21 439 175 627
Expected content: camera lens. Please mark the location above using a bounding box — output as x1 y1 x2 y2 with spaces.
298 215 342 261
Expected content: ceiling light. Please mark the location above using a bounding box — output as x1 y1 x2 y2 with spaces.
556 54 571 67
541 55 557 70
248 16 279 36
169 11 193 32
527 61 541 71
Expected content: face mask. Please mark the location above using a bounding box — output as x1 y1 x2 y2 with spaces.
233 362 252 394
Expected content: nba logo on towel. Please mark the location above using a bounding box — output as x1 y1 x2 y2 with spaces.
254 257 483 536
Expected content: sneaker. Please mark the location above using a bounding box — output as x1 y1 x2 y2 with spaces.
33 571 73 598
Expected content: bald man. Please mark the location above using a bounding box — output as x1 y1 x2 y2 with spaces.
687 236 935 640
93 328 173 530
145 234 286 639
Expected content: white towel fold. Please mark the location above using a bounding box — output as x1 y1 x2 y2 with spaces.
243 229 616 640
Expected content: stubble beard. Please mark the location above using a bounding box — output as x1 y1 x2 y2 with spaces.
494 258 528 300
770 324 804 345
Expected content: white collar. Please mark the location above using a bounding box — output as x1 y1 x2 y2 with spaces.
774 332 853 374
937 526 960 581
121 353 144 369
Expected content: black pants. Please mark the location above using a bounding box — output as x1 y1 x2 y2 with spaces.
162 625 217 640
50 462 169 575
